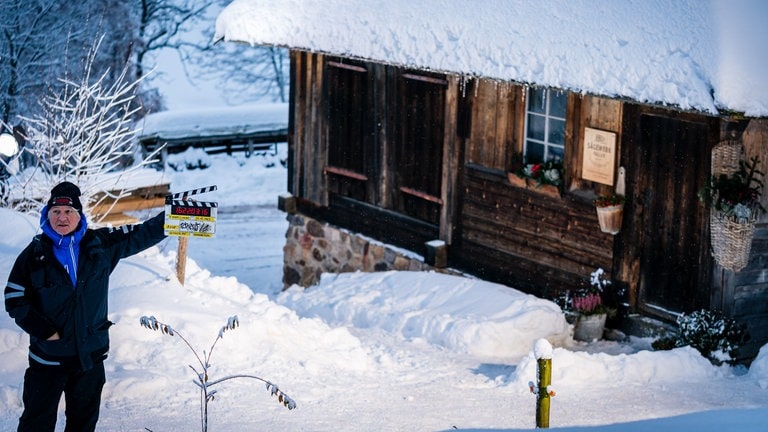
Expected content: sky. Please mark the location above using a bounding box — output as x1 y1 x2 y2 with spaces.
215 0 768 117
2 149 768 431
149 48 229 110
146 2 229 110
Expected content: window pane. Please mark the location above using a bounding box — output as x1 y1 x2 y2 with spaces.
526 142 544 163
527 113 545 140
528 88 546 114
548 118 565 144
549 91 567 117
548 145 564 161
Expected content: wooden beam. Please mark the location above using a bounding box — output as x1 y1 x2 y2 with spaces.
91 195 167 216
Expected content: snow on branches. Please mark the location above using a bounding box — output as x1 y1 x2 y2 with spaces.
4 39 162 221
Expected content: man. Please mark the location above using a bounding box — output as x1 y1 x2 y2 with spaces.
4 181 167 431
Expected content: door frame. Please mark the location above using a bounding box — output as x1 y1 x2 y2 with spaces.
616 104 718 322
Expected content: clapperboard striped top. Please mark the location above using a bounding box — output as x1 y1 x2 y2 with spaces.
171 185 217 199
170 200 218 208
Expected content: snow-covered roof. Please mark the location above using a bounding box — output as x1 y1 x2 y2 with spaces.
214 0 768 117
136 103 287 141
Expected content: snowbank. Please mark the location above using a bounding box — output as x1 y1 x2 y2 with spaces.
278 271 571 361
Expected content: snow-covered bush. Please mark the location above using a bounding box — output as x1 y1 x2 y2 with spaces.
139 315 296 432
652 309 749 365
166 147 212 171
3 41 161 222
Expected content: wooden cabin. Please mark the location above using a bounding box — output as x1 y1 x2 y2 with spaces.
215 1 768 359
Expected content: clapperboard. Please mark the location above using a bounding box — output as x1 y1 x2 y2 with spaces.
164 185 218 238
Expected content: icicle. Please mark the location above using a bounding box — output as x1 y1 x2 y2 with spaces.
522 84 528 105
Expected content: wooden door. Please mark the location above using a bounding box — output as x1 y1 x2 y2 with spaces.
636 114 710 317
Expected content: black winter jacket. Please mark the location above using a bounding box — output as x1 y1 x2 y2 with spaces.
4 211 167 371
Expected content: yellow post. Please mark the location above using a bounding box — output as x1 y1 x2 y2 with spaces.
531 338 554 428
536 357 552 428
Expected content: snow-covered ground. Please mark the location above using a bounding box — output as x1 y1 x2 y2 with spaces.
2 148 768 431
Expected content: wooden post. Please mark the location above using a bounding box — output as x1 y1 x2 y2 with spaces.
176 236 188 285
424 240 448 268
175 194 194 285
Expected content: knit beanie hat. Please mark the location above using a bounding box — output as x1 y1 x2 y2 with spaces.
47 181 83 211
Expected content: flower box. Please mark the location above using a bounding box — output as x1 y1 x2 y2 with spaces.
507 173 527 188
507 173 561 198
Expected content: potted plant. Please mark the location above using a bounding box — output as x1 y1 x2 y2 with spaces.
561 268 613 342
594 193 625 235
698 156 765 271
508 156 564 198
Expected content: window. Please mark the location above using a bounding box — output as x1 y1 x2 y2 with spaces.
326 60 371 202
524 88 566 163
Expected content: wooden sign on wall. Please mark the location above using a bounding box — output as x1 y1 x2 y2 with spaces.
582 127 617 185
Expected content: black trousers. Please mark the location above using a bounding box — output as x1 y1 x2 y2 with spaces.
17 360 106 432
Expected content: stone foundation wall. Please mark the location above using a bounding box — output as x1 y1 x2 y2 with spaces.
282 213 456 288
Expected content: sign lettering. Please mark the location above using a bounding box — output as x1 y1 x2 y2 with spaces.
582 127 617 186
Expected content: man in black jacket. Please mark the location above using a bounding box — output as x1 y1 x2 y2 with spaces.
4 181 168 431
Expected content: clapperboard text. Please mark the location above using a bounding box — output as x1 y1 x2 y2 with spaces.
164 185 218 238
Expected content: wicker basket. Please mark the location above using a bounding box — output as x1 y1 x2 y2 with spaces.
711 139 743 177
708 140 756 271
710 211 755 272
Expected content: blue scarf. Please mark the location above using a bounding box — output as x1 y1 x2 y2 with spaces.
40 206 89 288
